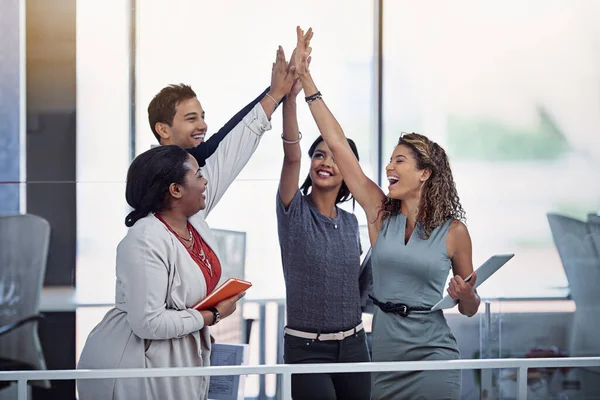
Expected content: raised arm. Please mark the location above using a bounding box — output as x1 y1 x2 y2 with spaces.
260 47 296 121
295 27 385 227
187 87 271 167
279 30 313 207
278 87 302 206
187 46 295 168
199 47 296 217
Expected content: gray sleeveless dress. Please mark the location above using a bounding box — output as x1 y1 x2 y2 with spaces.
371 214 461 400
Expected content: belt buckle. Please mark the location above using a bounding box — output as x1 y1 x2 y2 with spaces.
332 331 345 340
399 304 409 317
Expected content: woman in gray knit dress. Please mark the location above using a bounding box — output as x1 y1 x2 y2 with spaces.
293 26 481 399
276 30 371 400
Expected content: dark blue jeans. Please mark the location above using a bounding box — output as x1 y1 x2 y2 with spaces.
283 329 371 400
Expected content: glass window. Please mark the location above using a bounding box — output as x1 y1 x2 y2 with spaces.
382 0 600 298
75 0 131 360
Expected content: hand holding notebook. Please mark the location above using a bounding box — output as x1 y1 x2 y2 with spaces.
193 278 252 311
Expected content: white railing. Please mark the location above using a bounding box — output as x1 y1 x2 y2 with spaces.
1 357 599 400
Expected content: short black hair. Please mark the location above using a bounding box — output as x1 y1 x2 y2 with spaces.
124 145 190 227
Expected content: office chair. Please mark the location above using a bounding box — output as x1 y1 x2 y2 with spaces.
0 214 51 390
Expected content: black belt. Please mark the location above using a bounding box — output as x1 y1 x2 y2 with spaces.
369 295 431 317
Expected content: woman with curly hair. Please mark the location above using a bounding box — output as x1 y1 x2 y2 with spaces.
293 26 480 399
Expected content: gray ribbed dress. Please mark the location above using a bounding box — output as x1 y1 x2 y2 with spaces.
371 214 461 400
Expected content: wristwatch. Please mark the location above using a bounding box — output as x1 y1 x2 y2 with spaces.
209 307 221 326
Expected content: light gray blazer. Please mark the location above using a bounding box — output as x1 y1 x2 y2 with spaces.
77 103 271 400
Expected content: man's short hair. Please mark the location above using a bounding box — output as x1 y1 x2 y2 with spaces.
147 84 197 143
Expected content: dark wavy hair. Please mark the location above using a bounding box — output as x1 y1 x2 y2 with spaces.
125 145 191 227
380 133 465 238
148 83 197 143
300 136 360 205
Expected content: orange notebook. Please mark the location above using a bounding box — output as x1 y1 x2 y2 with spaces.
193 278 252 310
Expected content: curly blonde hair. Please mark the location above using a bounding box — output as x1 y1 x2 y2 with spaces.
380 133 466 238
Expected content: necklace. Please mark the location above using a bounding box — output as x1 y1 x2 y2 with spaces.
179 233 194 249
154 215 213 277
179 230 213 277
189 239 213 277
327 211 338 229
326 205 339 229
174 229 192 243
309 194 338 229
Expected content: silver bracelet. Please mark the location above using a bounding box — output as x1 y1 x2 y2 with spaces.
281 131 302 145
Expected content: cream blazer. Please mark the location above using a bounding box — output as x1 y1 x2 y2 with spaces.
77 103 271 400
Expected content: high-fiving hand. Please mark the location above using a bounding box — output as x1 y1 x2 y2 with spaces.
289 56 311 97
288 27 313 97
270 46 297 99
294 26 313 77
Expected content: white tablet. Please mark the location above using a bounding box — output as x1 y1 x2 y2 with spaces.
430 254 514 311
